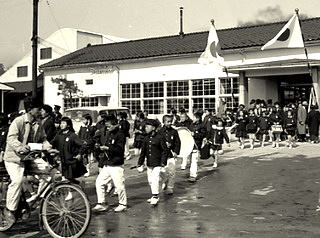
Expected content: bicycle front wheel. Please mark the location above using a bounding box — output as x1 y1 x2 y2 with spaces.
41 184 91 238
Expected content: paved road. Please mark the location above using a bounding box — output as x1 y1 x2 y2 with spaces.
2 141 320 238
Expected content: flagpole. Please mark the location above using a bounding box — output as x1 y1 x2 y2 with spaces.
295 8 312 77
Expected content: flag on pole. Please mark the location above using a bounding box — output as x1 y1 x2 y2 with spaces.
198 22 224 65
261 14 304 50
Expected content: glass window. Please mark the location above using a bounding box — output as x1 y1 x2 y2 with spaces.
167 81 189 97
17 66 28 77
220 77 239 94
81 97 98 107
40 47 52 60
204 98 216 112
192 79 215 96
64 98 80 109
85 79 93 85
221 97 239 111
143 99 164 114
121 84 140 99
167 98 189 112
121 100 141 114
192 98 204 112
143 82 164 98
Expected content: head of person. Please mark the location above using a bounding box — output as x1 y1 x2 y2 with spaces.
60 117 74 132
194 111 203 122
248 108 254 115
105 115 118 132
145 119 158 134
54 117 61 129
287 109 293 116
97 111 107 122
0 113 8 128
180 113 189 122
139 112 145 121
54 105 61 113
170 108 177 115
274 102 280 109
24 97 43 120
205 109 213 116
217 119 224 127
262 111 267 117
119 111 128 120
41 104 53 118
162 115 173 128
302 101 308 107
238 110 244 117
82 114 93 126
238 104 245 111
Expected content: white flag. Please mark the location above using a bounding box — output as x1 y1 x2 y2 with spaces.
198 23 224 65
261 14 304 50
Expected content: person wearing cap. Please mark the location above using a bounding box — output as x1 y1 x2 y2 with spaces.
3 97 49 224
137 119 167 206
93 115 127 212
158 115 181 194
53 105 62 120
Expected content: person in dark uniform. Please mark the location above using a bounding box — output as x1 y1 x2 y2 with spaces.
158 115 181 194
78 114 96 177
40 104 56 141
270 108 283 148
307 105 320 143
0 113 9 162
53 105 62 120
137 119 167 206
133 112 146 156
246 108 258 149
188 111 206 182
235 110 248 149
257 110 270 147
93 115 127 213
118 112 131 160
283 109 297 148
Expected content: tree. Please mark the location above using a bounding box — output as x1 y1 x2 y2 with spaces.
51 76 82 108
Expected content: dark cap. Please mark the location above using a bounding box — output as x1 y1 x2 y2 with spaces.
54 105 61 109
145 119 159 127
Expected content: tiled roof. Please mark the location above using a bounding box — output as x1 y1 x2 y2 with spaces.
40 17 320 69
6 76 43 93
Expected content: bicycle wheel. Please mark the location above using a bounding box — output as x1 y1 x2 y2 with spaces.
41 184 91 238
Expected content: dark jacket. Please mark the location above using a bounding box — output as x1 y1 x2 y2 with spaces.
174 119 193 130
158 126 181 158
138 131 167 167
283 116 296 131
258 116 270 131
190 121 206 149
206 125 229 145
0 125 9 152
78 125 96 152
96 127 126 166
119 119 130 138
42 116 56 141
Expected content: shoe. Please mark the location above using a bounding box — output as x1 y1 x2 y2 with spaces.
165 188 173 195
114 204 127 212
150 196 159 206
316 205 320 212
276 144 279 148
65 191 73 201
261 143 264 147
92 204 108 212
188 177 196 183
240 144 244 150
272 143 276 148
250 145 254 150
213 161 218 168
26 193 38 203
289 145 293 149
181 166 186 170
147 197 152 203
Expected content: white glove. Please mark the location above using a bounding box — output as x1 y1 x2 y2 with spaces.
137 166 144 173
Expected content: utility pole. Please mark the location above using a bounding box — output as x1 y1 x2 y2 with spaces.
32 0 39 99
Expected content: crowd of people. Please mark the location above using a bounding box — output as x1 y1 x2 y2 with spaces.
0 96 320 224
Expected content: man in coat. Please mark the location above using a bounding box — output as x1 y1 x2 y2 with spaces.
297 101 308 142
307 105 320 143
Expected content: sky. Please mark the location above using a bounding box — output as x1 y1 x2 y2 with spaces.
1 0 320 68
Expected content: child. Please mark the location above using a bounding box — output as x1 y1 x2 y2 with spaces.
133 112 146 156
158 115 181 194
137 119 167 206
257 111 270 147
246 108 258 149
235 110 248 149
283 109 296 149
78 114 96 177
205 119 230 168
118 112 131 160
270 110 283 148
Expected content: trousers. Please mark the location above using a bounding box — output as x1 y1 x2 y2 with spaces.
147 166 162 195
161 158 176 189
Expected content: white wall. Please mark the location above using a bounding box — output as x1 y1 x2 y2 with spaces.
248 77 278 104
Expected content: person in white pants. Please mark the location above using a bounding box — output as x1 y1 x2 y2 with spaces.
93 115 127 213
137 119 167 206
158 115 181 195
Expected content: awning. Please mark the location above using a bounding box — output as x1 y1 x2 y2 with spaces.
0 83 14 91
4 74 43 93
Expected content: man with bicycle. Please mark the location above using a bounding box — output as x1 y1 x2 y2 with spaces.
3 98 48 223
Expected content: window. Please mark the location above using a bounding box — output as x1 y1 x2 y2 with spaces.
86 79 93 85
192 98 216 113
220 77 239 95
192 98 204 112
121 83 140 99
143 82 163 98
167 98 189 112
121 100 141 114
81 97 98 107
40 47 52 60
204 98 216 112
143 99 164 114
167 81 189 97
192 79 215 96
64 98 80 109
17 66 28 77
221 97 239 111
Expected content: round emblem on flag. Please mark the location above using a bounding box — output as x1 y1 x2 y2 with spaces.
277 28 290 41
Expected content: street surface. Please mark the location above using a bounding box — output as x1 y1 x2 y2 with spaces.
1 141 320 238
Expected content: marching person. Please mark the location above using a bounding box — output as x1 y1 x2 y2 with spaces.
188 111 206 182
3 98 48 224
270 109 283 148
93 115 127 212
283 109 297 149
133 112 146 156
246 108 258 149
235 110 248 149
118 112 131 160
205 119 230 168
174 112 192 170
257 110 270 147
137 119 167 206
78 114 96 177
158 115 181 194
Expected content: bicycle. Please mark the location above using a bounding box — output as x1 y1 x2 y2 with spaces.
0 150 91 238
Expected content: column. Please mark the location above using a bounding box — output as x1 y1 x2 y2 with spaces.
239 71 248 107
312 68 320 107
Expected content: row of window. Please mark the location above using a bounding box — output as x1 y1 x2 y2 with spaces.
63 97 99 109
17 48 52 77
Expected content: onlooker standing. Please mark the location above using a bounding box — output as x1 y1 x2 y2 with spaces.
246 108 258 149
257 110 270 147
297 101 308 142
53 105 62 120
118 112 131 160
270 109 283 148
40 104 56 141
133 112 146 156
283 110 297 148
235 110 247 149
307 105 320 143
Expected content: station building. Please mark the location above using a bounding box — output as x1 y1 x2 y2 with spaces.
40 17 320 118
